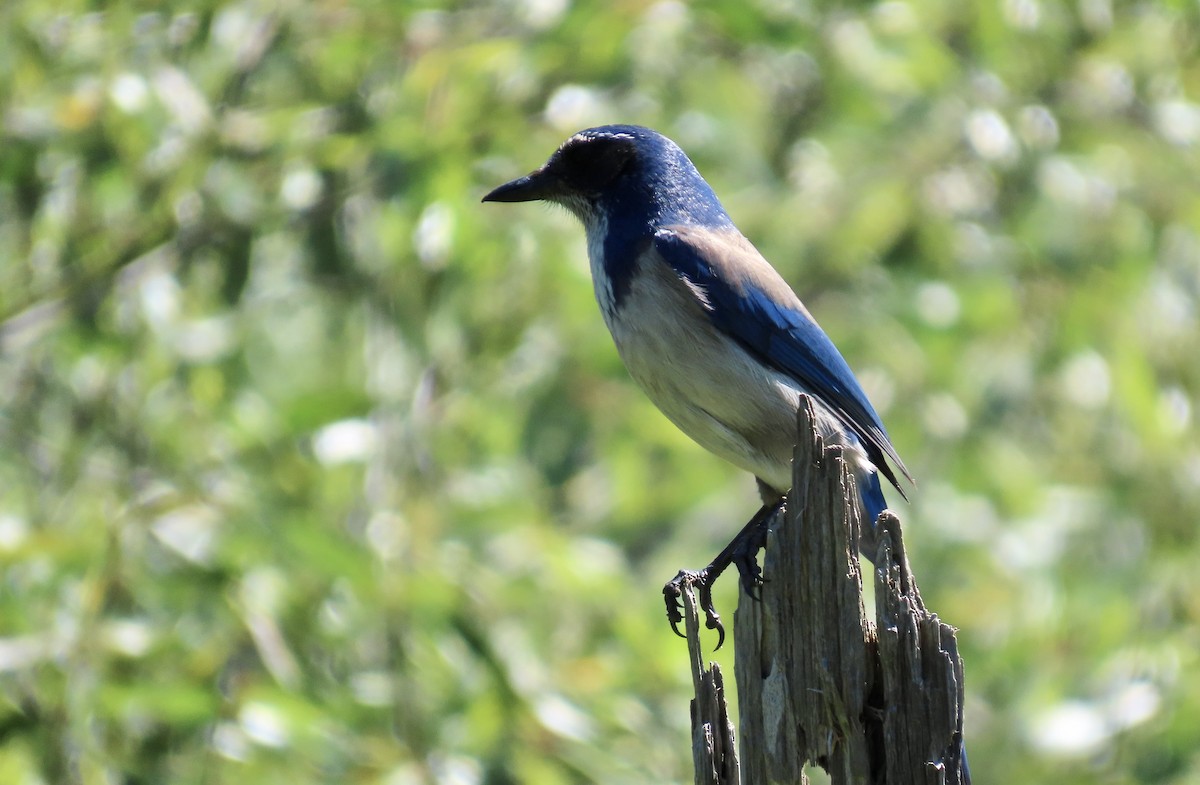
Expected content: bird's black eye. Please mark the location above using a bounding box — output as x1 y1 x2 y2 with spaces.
554 136 637 193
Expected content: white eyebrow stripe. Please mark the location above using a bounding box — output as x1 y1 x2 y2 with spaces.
568 131 636 145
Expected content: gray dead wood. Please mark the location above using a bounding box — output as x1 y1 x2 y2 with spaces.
683 396 969 785
683 583 740 785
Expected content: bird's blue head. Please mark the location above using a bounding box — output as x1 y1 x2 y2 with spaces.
482 125 734 233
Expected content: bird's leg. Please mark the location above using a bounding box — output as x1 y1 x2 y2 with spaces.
663 497 785 650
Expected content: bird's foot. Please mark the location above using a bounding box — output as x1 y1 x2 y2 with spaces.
732 547 764 600
731 510 774 600
663 568 725 650
661 498 783 651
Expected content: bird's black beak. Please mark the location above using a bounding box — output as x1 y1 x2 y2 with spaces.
481 167 561 203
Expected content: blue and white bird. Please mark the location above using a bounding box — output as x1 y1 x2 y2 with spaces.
483 125 911 645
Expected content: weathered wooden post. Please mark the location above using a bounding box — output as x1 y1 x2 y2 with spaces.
684 396 970 785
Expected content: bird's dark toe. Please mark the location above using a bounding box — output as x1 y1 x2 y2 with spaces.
733 551 764 599
663 573 688 638
662 568 726 649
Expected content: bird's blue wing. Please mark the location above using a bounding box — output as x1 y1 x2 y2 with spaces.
654 227 911 493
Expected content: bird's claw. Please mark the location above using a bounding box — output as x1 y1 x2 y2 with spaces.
662 498 779 650
731 508 772 601
663 569 726 650
733 548 765 600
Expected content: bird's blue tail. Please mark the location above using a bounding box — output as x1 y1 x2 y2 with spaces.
857 469 888 564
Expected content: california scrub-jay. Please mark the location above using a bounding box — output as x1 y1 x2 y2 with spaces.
483 125 911 647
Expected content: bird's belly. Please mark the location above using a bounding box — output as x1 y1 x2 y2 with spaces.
605 295 854 494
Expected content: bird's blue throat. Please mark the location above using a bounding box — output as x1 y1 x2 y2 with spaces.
592 164 735 311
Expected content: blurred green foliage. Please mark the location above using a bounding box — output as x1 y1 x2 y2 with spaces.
1 1 1199 783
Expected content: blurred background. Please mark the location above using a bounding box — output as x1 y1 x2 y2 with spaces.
1 1 1199 783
